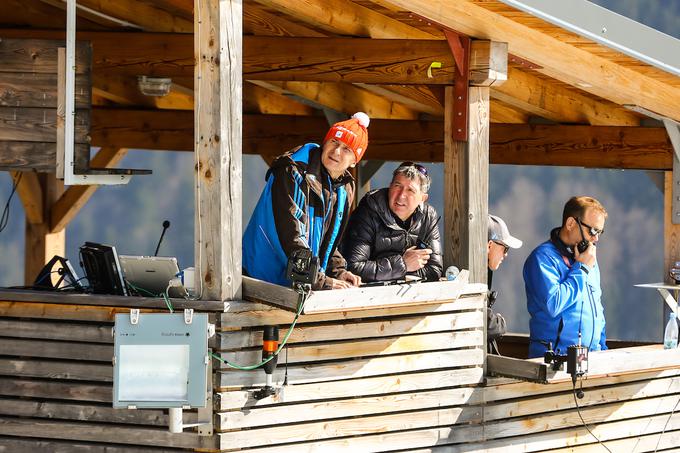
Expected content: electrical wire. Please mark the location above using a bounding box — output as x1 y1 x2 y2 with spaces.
0 172 23 233
57 276 89 291
125 280 175 313
572 380 613 453
211 287 308 371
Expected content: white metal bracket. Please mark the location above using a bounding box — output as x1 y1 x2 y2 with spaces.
64 0 131 186
184 308 194 325
130 309 140 325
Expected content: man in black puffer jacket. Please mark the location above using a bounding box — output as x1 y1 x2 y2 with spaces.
341 162 443 282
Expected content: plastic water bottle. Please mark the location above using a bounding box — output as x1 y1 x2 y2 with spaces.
664 312 678 349
445 266 460 281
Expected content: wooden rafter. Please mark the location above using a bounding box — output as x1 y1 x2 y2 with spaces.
92 74 194 110
243 37 456 84
0 31 454 84
91 109 193 152
91 74 149 106
244 83 317 116
381 0 680 121
490 101 528 124
253 0 437 39
251 81 418 120
492 67 640 126
50 148 128 232
88 110 673 170
244 2 326 37
0 0 108 30
356 84 445 116
39 0 193 32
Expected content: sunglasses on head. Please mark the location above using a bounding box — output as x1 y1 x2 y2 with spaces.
399 161 429 177
577 218 604 237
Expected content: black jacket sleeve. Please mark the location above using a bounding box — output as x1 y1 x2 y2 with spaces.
342 204 408 282
412 209 443 281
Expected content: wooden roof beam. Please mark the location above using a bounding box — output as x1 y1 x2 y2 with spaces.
245 118 673 169
251 81 419 120
0 31 454 83
244 2 326 37
243 36 456 84
490 101 528 124
253 0 438 39
0 0 109 30
40 0 193 32
37 0 141 29
90 75 195 111
356 84 445 116
244 83 318 116
89 110 673 170
492 67 640 126
381 0 680 121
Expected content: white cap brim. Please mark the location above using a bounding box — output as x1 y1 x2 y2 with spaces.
504 235 523 249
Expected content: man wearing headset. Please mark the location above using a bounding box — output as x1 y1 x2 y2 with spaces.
523 196 608 358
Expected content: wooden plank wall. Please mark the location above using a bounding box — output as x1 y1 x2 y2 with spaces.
460 369 680 453
216 288 487 451
0 298 217 451
0 38 91 172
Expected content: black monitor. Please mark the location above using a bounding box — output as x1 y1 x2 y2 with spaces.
80 242 128 296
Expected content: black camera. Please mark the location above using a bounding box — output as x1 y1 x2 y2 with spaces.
285 249 319 286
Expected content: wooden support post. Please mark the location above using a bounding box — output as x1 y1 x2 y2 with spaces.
22 174 65 285
444 86 490 284
195 0 242 301
443 40 504 284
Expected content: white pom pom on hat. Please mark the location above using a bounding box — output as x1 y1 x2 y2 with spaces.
352 112 370 128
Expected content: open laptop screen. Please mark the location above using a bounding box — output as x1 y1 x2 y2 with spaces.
119 255 181 296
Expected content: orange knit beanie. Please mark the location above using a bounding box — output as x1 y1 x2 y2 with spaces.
323 112 370 162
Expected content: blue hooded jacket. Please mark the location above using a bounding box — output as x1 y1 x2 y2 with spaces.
523 233 606 358
242 144 353 289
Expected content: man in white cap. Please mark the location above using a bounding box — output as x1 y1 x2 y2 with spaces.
487 214 523 354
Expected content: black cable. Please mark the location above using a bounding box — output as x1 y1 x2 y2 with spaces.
57 276 89 291
0 172 23 233
283 343 289 387
572 380 613 453
653 395 680 452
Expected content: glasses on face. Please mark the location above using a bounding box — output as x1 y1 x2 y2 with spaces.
493 241 509 255
577 218 604 237
399 161 428 177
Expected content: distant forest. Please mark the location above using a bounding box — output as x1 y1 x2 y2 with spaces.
0 1 678 342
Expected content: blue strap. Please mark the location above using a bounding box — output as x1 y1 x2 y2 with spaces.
320 186 347 271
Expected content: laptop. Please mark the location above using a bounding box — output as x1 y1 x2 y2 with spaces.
119 255 182 297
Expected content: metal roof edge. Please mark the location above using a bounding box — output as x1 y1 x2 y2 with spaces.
497 0 680 78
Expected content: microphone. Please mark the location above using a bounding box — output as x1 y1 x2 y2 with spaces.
154 220 171 256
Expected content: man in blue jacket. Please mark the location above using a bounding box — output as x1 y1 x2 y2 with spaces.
523 196 608 358
242 113 368 290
